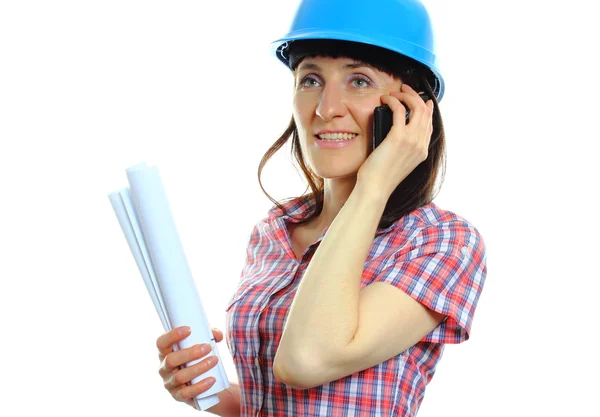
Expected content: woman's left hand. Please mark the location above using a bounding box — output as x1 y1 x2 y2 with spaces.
356 83 434 201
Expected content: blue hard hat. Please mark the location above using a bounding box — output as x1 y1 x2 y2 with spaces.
272 0 445 101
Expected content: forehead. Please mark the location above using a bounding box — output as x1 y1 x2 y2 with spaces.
296 56 388 74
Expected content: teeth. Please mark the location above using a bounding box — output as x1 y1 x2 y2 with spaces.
317 133 358 141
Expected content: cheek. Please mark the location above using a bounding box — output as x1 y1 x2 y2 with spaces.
292 97 315 135
351 102 379 135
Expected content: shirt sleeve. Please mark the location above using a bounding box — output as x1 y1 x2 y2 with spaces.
377 220 487 344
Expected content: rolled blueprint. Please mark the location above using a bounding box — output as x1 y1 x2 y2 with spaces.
108 163 229 411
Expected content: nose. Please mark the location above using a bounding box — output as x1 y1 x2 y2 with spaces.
316 83 347 122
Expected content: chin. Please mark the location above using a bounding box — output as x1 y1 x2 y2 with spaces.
309 157 364 180
312 166 360 180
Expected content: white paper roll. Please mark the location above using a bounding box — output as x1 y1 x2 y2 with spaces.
108 188 169 331
109 163 229 411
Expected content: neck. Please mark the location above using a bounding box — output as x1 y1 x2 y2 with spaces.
311 176 357 230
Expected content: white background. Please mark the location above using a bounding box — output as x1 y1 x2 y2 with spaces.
1 0 598 416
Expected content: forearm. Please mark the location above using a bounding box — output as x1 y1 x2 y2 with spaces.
276 185 387 366
205 382 241 417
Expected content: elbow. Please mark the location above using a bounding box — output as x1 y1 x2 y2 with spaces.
273 349 328 390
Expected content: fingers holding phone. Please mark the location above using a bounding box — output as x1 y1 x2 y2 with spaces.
359 84 435 198
391 84 433 135
372 84 433 150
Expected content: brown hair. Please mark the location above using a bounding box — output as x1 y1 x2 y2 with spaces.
258 40 446 230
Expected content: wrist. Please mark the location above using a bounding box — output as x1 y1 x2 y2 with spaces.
352 181 391 208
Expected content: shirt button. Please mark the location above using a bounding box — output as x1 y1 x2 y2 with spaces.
461 246 469 257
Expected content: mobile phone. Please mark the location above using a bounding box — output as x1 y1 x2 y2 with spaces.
372 92 431 149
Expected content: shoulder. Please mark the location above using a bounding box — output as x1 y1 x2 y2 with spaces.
388 203 486 260
373 204 488 342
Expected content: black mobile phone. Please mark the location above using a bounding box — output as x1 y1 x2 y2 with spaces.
372 92 431 149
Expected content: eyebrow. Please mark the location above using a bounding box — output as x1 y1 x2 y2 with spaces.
297 61 376 72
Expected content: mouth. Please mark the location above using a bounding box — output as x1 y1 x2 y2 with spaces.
315 132 359 142
313 131 359 149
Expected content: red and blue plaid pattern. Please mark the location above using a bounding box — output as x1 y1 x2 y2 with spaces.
226 195 487 416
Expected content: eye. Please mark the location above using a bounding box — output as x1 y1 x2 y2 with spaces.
349 75 373 88
298 74 321 89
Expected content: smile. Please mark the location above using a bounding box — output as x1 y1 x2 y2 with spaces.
316 132 358 141
314 132 359 149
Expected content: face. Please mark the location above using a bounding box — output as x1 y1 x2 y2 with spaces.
293 56 402 181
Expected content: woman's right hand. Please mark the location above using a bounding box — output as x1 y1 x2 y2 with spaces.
157 326 222 408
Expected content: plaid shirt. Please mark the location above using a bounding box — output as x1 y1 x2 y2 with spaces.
226 194 487 416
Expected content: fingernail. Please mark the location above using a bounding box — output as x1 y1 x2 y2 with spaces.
179 326 191 336
201 344 211 354
206 377 216 385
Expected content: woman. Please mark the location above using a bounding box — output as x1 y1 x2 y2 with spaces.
157 0 487 415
